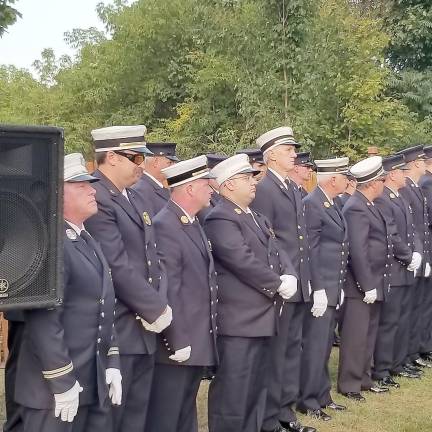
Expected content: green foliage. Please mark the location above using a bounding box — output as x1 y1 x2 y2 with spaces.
0 0 21 37
385 0 432 71
291 0 424 160
1 0 432 160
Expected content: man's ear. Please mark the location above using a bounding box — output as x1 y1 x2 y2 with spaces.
267 149 277 162
106 151 118 166
224 179 235 192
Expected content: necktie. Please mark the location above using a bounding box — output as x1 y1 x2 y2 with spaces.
80 230 103 271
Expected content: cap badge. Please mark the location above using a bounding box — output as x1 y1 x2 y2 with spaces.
142 212 152 226
66 229 77 240
180 215 189 224
389 193 396 199
324 201 331 208
234 208 242 215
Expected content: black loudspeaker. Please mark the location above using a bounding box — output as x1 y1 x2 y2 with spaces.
0 125 64 310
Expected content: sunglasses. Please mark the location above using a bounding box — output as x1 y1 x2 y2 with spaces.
114 151 144 165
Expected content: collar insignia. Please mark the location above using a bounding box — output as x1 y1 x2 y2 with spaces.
66 229 77 240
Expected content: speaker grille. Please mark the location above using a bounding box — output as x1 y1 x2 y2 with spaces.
0 125 63 310
0 192 48 295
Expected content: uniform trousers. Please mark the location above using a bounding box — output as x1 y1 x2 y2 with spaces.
420 278 432 354
373 286 408 380
392 284 413 373
337 299 381 394
408 278 426 362
208 336 270 432
145 363 204 432
21 399 111 432
297 306 336 412
262 302 307 430
3 320 25 432
112 354 154 432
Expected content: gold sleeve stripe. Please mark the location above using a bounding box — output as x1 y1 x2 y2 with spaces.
108 347 120 356
42 362 74 379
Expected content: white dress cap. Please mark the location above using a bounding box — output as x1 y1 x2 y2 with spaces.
64 153 98 183
162 155 214 187
256 126 301 154
211 154 260 186
91 125 152 154
350 156 385 184
315 157 349 174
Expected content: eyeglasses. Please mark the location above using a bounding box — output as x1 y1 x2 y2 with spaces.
114 151 144 165
230 174 255 182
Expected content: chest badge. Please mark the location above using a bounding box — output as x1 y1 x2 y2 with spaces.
143 212 152 226
66 229 77 240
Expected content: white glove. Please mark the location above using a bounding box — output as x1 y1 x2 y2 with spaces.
106 368 122 406
363 289 377 304
311 289 328 317
169 345 191 363
141 305 173 333
407 252 422 271
425 262 431 277
278 275 298 300
54 381 83 422
340 289 345 307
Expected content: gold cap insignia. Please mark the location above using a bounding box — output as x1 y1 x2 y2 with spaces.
143 212 152 226
324 201 331 208
66 229 77 240
389 193 396 199
234 208 242 214
180 215 189 224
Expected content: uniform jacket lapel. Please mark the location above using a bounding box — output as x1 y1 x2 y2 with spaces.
65 223 101 272
145 174 170 201
93 170 143 228
407 178 424 203
316 187 344 228
167 201 208 258
267 170 295 204
384 187 408 222
356 191 382 222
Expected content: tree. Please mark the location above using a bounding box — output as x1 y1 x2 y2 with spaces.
0 0 21 37
385 0 432 71
1 0 430 158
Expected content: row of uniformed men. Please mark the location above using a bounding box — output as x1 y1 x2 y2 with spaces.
5 124 432 432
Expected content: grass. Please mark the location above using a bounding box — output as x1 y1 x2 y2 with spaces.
197 348 432 432
0 349 430 432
